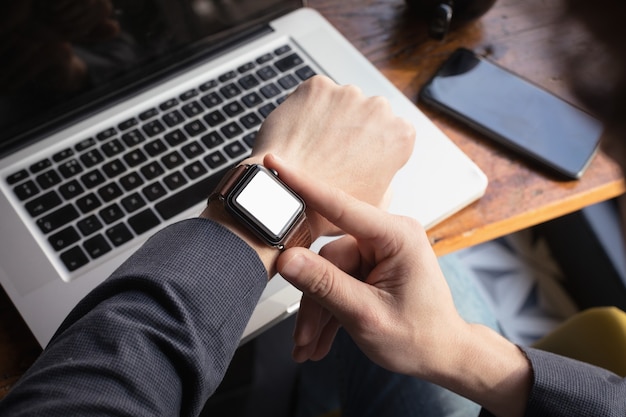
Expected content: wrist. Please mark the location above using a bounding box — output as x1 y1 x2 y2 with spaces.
430 323 532 417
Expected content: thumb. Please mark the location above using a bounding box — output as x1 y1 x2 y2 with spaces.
277 247 366 324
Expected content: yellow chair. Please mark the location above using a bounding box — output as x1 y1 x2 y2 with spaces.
533 306 626 377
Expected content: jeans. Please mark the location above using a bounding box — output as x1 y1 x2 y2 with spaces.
295 253 500 417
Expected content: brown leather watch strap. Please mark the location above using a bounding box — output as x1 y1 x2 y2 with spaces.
208 164 312 250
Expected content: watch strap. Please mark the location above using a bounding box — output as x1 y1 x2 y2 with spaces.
208 164 312 250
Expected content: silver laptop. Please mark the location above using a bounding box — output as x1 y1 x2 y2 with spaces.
0 0 487 346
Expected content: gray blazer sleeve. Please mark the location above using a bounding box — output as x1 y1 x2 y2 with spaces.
520 347 626 416
0 218 268 417
480 346 626 416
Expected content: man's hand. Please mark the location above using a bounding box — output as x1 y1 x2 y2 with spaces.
246 75 416 238
272 156 532 417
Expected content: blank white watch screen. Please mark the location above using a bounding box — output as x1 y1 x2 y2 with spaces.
235 169 303 237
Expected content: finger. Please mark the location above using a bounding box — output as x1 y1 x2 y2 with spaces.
277 247 374 329
318 235 361 277
264 154 394 241
309 317 341 361
293 295 331 347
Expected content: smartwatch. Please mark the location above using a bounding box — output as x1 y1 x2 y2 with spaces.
208 164 312 250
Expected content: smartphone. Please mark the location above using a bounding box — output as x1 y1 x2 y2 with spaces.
419 48 603 180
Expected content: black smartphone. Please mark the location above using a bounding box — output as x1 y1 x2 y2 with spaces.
419 48 603 179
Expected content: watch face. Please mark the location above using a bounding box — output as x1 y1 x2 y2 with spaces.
228 165 305 245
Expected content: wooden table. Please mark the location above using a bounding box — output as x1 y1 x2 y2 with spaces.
1 0 624 400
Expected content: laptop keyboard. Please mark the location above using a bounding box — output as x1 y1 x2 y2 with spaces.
5 44 316 274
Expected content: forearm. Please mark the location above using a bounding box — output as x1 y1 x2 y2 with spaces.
428 323 532 417
0 219 267 417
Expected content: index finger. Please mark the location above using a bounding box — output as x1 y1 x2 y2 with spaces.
264 154 390 240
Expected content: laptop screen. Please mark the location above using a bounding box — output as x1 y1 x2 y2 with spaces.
0 0 301 157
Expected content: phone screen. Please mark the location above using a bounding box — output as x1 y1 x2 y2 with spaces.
419 48 603 179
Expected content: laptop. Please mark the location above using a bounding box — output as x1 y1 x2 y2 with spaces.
0 0 487 346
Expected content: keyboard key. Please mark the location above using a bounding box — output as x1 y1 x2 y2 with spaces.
199 79 217 91
81 170 106 188
80 149 104 168
30 159 52 174
77 215 103 236
180 89 199 101
204 110 226 127
118 118 139 131
128 208 161 235
100 203 124 224
101 139 125 157
140 161 164 180
183 161 207 179
97 182 123 202
223 101 245 117
260 83 281 99
58 159 84 179
163 110 185 127
224 141 247 159
183 120 207 137
142 182 167 201
238 74 260 90
160 98 179 111
139 108 159 121
243 132 256 148
121 192 146 213
60 246 89 271
75 138 96 152
275 45 292 55
59 180 84 200
240 113 262 129
237 62 255 73
7 169 29 185
49 226 80 251
201 92 223 108
52 148 74 163
163 171 188 190
259 103 276 118
14 180 40 200
84 235 112 259
201 132 224 149
220 83 241 99
142 120 166 137
181 141 204 159
163 130 187 148
25 191 62 217
256 53 273 64
76 193 102 214
123 149 148 167
296 66 316 81
257 66 277 81
102 159 127 178
144 139 168 157
120 172 144 191
96 128 117 142
219 71 237 82
37 204 79 234
275 53 303 72
161 151 185 169
242 92 263 108
204 151 227 169
106 223 133 247
278 74 299 90
155 164 233 220
182 101 204 118
220 121 243 139
36 169 62 189
122 129 146 147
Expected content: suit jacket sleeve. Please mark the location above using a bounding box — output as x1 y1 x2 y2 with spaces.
480 346 626 416
0 218 268 417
